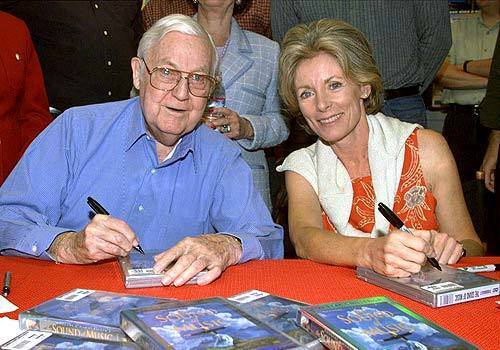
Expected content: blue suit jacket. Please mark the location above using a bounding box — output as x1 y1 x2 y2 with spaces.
221 19 288 210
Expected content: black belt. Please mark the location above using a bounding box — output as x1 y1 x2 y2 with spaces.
384 85 420 100
447 103 480 113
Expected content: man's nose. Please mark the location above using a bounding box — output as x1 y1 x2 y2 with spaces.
171 76 190 100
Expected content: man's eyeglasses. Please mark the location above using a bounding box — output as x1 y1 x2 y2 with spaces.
139 57 215 98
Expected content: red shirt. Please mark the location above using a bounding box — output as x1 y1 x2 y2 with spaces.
323 131 439 233
0 11 52 183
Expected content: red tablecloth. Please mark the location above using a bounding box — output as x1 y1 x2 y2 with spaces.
1 256 499 348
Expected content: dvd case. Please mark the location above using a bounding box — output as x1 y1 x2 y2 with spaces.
298 296 477 350
228 290 322 349
1 330 140 349
357 265 499 307
18 289 175 342
118 250 207 288
120 297 299 349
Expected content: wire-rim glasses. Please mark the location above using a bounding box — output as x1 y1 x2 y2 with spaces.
139 57 215 98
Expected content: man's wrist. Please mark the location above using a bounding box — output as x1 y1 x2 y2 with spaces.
47 231 77 264
222 234 243 265
490 130 500 142
463 60 471 73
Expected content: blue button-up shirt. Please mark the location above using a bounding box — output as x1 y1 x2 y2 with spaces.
0 98 283 261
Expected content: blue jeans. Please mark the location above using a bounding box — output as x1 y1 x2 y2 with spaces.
382 94 427 128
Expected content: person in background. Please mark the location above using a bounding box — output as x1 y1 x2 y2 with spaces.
480 34 500 254
2 1 143 114
142 0 271 38
435 0 498 243
277 20 483 277
191 0 288 210
0 14 283 286
271 0 451 127
0 11 52 184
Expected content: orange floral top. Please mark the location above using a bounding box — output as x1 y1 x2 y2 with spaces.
322 130 438 233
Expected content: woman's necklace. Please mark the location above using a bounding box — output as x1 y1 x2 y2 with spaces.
216 37 230 62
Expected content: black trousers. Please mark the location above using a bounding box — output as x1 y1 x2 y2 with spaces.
442 105 490 241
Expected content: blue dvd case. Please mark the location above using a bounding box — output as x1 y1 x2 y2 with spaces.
18 288 174 342
228 290 322 349
1 330 140 349
120 297 299 349
298 296 477 350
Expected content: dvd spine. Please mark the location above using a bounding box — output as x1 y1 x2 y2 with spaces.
437 284 500 307
296 309 352 350
18 312 127 342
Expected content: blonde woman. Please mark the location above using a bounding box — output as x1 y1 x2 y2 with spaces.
277 19 483 277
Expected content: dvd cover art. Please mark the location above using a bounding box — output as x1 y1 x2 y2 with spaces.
1 330 140 349
19 289 173 342
357 265 499 307
228 290 321 349
119 250 206 288
121 297 297 349
298 296 477 350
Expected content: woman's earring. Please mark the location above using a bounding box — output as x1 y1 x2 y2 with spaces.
235 0 242 5
193 0 198 4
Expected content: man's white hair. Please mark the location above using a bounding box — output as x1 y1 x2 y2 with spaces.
138 14 218 75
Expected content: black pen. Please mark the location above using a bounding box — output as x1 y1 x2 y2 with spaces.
87 196 145 255
3 271 11 297
377 202 442 271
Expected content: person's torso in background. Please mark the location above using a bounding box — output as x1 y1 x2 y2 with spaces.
2 1 143 111
442 13 499 105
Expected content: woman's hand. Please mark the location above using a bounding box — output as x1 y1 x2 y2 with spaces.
207 107 254 140
424 230 463 264
365 230 436 277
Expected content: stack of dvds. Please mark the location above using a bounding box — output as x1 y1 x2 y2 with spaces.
357 265 499 307
2 281 487 349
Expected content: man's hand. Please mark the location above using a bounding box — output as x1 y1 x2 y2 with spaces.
481 130 499 192
153 234 243 286
48 214 139 264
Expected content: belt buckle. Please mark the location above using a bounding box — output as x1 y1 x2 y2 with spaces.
472 104 480 117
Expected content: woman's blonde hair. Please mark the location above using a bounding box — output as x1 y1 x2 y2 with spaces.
279 19 384 134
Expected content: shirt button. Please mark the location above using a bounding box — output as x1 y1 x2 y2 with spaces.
151 169 156 174
107 61 112 66
138 205 144 211
103 30 108 36
94 3 99 9
108 91 112 96
146 135 151 140
32 244 38 253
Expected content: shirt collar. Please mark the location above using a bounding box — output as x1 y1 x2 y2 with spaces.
477 13 500 30
124 97 201 173
125 97 148 151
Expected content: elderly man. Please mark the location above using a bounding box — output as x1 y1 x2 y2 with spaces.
0 14 283 286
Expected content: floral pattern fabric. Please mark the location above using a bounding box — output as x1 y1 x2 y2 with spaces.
323 130 438 233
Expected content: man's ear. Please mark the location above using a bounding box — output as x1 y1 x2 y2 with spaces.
131 57 142 90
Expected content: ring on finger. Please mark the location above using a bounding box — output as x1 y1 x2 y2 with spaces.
221 124 231 133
